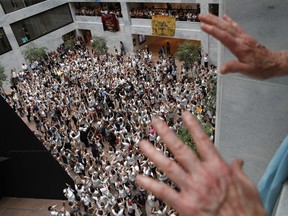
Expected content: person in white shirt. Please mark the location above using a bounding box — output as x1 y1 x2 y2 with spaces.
63 184 76 204
48 205 59 216
81 192 91 208
111 203 124 216
203 53 209 68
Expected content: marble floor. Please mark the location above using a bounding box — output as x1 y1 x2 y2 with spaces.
0 197 64 216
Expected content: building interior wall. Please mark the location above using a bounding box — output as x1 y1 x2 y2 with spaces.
216 0 288 184
0 0 218 88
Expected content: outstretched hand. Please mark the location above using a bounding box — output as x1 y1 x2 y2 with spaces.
199 13 285 79
136 111 265 216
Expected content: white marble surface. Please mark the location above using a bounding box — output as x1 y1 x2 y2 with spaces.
216 0 288 183
217 75 288 183
0 3 4 17
273 181 288 216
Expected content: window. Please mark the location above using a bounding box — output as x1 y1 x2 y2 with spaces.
209 4 219 16
10 4 73 46
23 0 45 7
138 35 146 44
0 28 12 55
0 0 46 14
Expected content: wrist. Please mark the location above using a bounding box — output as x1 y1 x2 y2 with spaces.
274 51 288 77
250 203 266 216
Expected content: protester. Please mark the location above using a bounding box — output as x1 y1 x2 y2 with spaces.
136 13 288 216
4 25 217 215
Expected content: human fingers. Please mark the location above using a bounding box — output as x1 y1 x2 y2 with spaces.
199 13 239 37
136 175 181 209
182 111 220 162
139 140 189 186
201 23 237 52
231 159 255 189
221 61 269 79
230 160 266 215
198 13 216 23
230 159 244 171
221 60 252 74
223 15 244 34
151 117 199 173
137 173 222 216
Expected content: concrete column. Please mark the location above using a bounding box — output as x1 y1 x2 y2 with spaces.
3 24 26 69
120 2 134 53
0 6 22 88
216 0 288 184
120 2 132 25
200 2 209 59
0 3 5 16
68 2 77 22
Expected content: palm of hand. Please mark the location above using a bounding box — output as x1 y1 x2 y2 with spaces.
199 14 277 79
136 111 265 216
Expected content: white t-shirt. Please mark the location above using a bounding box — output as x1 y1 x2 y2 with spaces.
49 210 58 216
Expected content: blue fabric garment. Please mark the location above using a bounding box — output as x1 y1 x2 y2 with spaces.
258 135 288 215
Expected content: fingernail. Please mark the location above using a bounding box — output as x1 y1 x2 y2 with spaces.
139 140 144 148
136 174 147 184
152 117 163 128
152 116 160 123
220 66 226 74
139 140 148 150
182 110 191 118
239 159 244 168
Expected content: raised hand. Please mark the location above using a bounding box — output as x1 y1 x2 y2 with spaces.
199 13 288 79
136 111 265 216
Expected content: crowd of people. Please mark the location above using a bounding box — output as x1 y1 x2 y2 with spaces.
135 13 288 216
3 37 217 215
74 3 200 22
75 3 122 17
130 7 200 22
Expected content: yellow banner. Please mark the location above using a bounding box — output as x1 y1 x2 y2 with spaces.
152 15 176 37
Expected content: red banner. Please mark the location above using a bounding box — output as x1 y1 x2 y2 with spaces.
101 14 120 32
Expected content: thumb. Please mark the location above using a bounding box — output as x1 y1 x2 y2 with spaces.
231 159 255 187
231 159 248 182
231 159 244 171
221 61 251 74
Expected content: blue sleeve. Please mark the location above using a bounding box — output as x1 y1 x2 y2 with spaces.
258 135 288 215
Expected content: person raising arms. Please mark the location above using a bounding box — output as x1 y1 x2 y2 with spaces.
136 13 288 216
